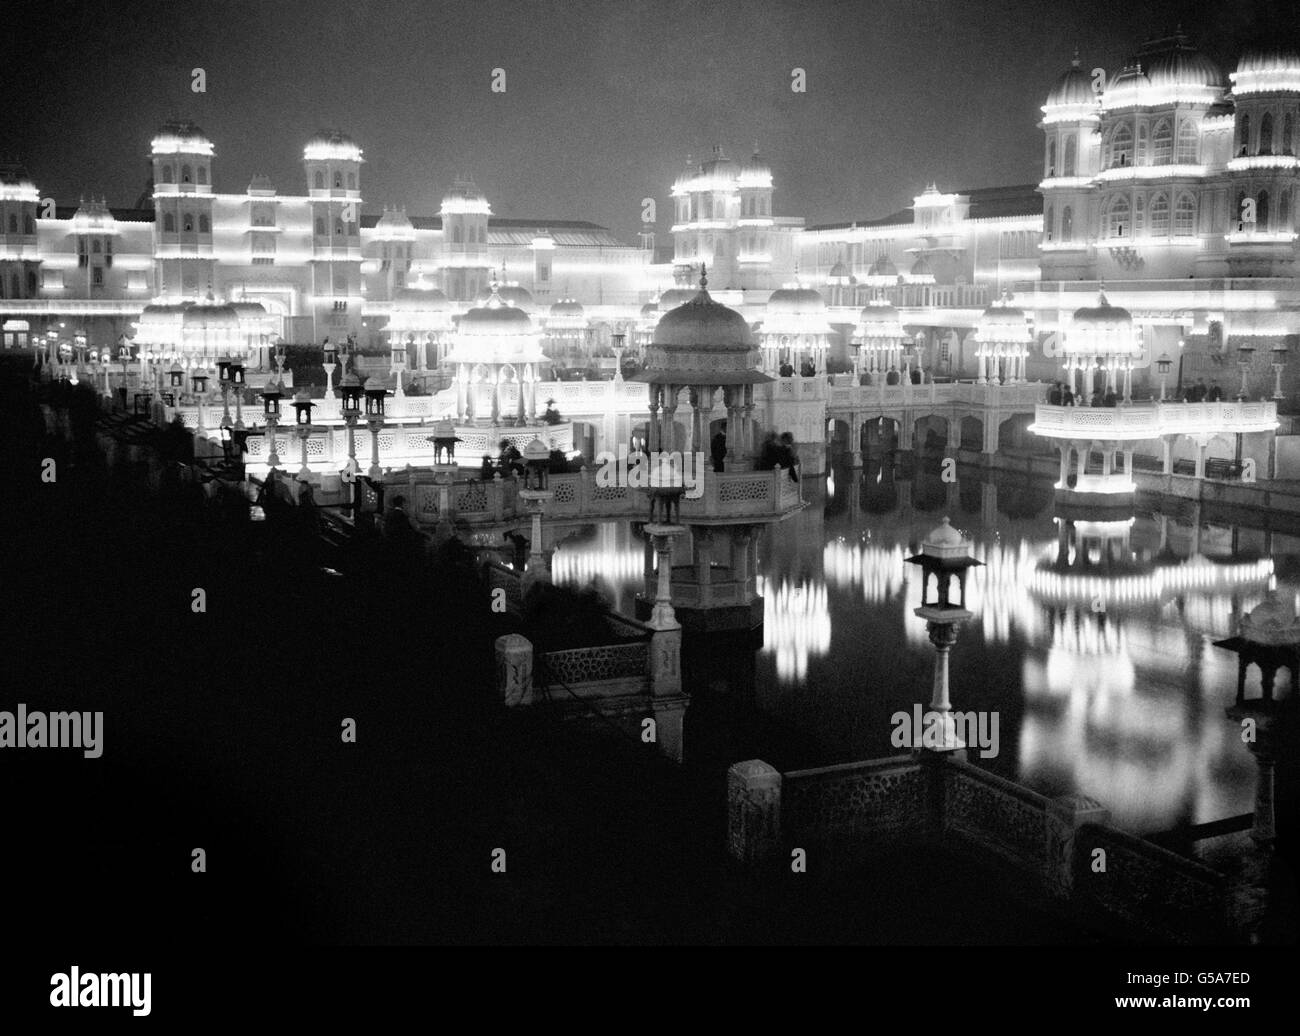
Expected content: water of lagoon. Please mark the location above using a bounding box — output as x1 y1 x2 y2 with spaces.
549 456 1294 837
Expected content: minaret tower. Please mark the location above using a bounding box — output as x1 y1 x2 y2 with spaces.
1038 54 1101 282
439 177 491 302
738 144 776 290
151 119 216 300
304 130 364 340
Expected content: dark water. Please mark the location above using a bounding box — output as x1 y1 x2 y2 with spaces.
549 456 1294 837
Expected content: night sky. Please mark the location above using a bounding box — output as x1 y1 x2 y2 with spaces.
3 0 1298 241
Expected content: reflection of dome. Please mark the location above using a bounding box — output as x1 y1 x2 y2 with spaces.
1046 57 1096 107
634 270 771 385
1241 590 1300 645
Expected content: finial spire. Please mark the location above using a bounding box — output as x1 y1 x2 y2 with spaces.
699 263 708 291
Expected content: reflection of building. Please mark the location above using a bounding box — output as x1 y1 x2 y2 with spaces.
757 575 831 683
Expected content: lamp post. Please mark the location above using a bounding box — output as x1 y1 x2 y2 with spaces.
167 361 184 409
1237 344 1256 401
230 358 246 429
323 337 338 397
1271 342 1288 400
903 517 983 754
518 437 554 588
363 376 388 479
217 355 233 428
191 369 210 436
1156 354 1172 401
261 378 283 469
339 370 362 485
292 388 317 481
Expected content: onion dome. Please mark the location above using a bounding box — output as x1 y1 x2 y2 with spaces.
545 298 586 331
374 206 415 240
739 146 773 188
1046 56 1096 108
908 255 935 284
388 279 453 335
633 267 770 386
1103 64 1152 108
1140 34 1222 93
1067 291 1139 355
134 303 190 350
440 176 490 214
303 129 363 163
339 369 362 390
865 254 900 286
71 197 117 235
976 294 1034 345
921 516 969 557
0 162 38 203
856 299 905 342
1231 46 1300 96
228 301 272 338
1240 590 1300 645
151 119 213 156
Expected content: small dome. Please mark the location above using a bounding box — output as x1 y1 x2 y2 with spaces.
909 256 935 282
978 296 1034 344
1072 292 1132 328
247 173 275 194
549 298 584 318
1067 292 1139 355
739 147 773 187
431 418 457 437
1046 58 1096 107
698 144 739 180
826 260 855 285
657 288 696 310
919 517 973 561
293 388 312 405
362 375 389 393
459 291 534 335
339 370 362 389
182 301 240 331
866 255 899 283
151 120 212 156
71 198 116 234
0 161 36 190
440 177 489 213
374 206 415 239
767 286 828 315
304 129 363 162
393 284 450 310
1104 64 1151 106
523 437 550 462
857 300 905 342
1232 46 1300 95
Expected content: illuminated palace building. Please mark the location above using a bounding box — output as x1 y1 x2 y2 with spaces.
5 34 1300 403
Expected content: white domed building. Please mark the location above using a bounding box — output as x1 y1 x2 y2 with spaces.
441 285 548 424
1064 290 1141 403
973 293 1035 384
853 299 907 380
385 274 454 374
542 298 589 373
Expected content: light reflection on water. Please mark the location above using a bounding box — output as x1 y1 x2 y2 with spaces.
550 462 1287 836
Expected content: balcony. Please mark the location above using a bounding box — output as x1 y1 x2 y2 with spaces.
1031 400 1279 441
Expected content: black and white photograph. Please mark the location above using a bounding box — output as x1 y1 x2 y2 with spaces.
0 0 1296 1018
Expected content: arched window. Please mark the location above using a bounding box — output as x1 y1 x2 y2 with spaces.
91 239 101 253
346 172 355 189
1280 188 1292 230
163 213 175 233
314 217 325 236
1152 120 1173 164
333 171 342 189
162 164 173 183
1176 121 1198 163
453 225 463 244
1045 204 1054 241
1150 193 1170 235
197 166 207 185
1047 138 1057 176
198 214 210 233
1136 122 1149 164
1063 135 1077 176
1285 113 1296 155
1236 191 1248 229
1260 112 1275 155
6 214 15 233
1174 194 1196 235
1258 189 1270 228
335 222 343 236
183 213 194 232
1239 114 1251 156
1110 123 1133 167
1106 195 1130 237
313 171 324 190
181 164 192 184
1061 205 1073 241
26 271 36 296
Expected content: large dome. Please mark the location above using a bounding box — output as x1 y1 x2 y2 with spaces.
151 119 212 156
1141 39 1222 92
442 288 546 367
857 300 905 340
1046 58 1096 107
634 271 770 386
977 296 1034 344
1067 292 1139 355
1104 64 1152 107
304 129 362 162
459 299 533 336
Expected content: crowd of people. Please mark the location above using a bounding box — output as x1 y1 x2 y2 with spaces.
1048 377 1224 406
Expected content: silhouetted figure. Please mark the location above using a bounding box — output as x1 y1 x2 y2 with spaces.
885 367 900 385
910 367 922 385
756 432 780 471
778 431 799 483
1207 381 1223 402
779 362 795 378
480 454 494 480
800 360 815 377
503 530 528 569
1048 382 1063 405
1103 389 1118 407
710 430 727 472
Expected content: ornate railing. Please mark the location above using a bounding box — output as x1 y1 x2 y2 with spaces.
828 381 1046 411
537 642 650 688
1032 400 1279 439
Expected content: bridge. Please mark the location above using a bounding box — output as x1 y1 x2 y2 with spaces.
825 379 1047 461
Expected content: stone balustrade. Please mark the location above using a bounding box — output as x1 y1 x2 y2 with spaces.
1032 400 1279 440
828 380 1046 412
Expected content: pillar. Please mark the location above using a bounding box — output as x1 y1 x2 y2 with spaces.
1194 438 1208 480
495 633 533 707
1122 447 1134 477
1162 437 1173 475
1044 795 1111 898
922 620 965 753
726 760 782 866
1074 439 1088 482
1058 443 1071 487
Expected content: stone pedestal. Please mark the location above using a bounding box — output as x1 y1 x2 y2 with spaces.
727 759 782 865
495 634 533 708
